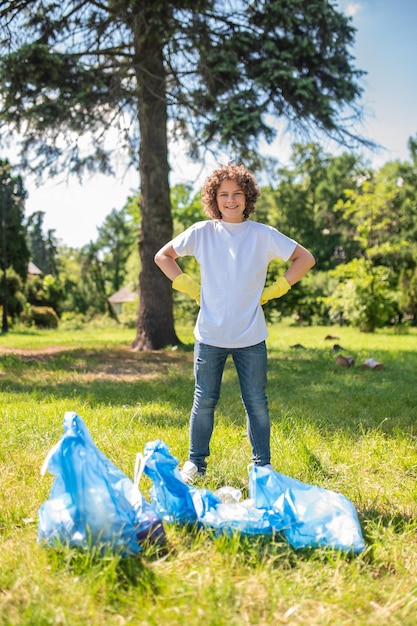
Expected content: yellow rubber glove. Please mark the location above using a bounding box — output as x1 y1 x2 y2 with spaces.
172 273 200 305
260 276 291 305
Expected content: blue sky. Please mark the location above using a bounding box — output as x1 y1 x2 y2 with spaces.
339 0 417 165
24 0 417 248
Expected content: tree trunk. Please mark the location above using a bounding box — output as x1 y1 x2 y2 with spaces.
131 32 179 351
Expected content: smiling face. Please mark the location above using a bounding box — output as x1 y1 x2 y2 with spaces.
216 179 246 223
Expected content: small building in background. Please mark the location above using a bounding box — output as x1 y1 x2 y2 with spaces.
108 285 138 317
28 261 43 277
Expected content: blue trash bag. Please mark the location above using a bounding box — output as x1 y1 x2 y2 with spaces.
248 465 365 553
142 441 364 551
142 440 199 525
142 440 280 535
38 412 165 554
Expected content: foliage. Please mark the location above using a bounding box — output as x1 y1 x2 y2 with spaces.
324 258 397 332
25 274 65 316
79 243 116 318
117 299 139 328
0 2 368 173
1 324 417 624
0 159 29 281
258 143 367 270
398 267 417 321
0 266 26 320
255 138 417 331
329 159 416 331
338 171 405 261
24 304 59 328
7 134 417 332
96 207 137 293
25 210 59 275
0 0 370 349
53 246 93 318
171 184 205 233
118 194 142 291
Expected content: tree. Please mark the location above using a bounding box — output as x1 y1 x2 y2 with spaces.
327 167 407 331
25 273 65 316
0 0 370 349
171 184 205 232
265 144 366 270
26 210 59 275
0 159 29 282
52 244 98 318
96 207 137 293
325 258 396 332
0 267 26 322
80 242 117 319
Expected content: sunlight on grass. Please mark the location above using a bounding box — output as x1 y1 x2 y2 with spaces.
1 322 417 625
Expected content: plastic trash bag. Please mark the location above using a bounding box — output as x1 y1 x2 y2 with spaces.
142 440 277 535
38 412 165 554
142 439 199 525
195 489 275 535
142 440 365 552
249 465 365 553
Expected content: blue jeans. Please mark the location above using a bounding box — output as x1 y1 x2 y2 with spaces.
188 340 271 471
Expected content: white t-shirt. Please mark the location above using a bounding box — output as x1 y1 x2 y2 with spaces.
172 219 297 348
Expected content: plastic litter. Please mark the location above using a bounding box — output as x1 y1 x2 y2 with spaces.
249 465 366 553
361 357 384 370
142 440 365 553
142 440 275 535
38 421 365 555
38 412 165 554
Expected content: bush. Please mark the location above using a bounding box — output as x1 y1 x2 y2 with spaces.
0 267 26 319
323 258 397 332
28 305 59 328
25 274 65 316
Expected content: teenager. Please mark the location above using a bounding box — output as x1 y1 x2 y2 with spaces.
155 164 315 483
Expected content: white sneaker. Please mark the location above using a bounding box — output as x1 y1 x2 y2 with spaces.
180 460 200 484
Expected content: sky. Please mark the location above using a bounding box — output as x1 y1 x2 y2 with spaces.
19 0 417 248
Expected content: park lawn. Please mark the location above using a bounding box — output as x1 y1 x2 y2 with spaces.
0 322 417 625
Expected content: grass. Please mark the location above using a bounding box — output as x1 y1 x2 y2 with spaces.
1 322 417 625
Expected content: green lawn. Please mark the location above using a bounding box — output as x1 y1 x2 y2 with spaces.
1 322 417 625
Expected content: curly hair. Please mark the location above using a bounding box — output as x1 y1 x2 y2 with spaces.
201 164 260 220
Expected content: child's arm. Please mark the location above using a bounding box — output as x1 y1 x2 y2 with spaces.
284 244 316 286
155 242 200 305
154 243 182 280
261 244 315 305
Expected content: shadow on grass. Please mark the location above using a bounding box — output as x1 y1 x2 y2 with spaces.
1 343 416 434
360 507 417 535
45 543 163 595
0 346 195 423
266 345 417 434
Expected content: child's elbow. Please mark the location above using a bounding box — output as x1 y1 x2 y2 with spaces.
154 250 163 267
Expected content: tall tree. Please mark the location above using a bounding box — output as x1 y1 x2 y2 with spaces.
80 241 117 318
96 207 136 293
260 143 365 270
26 210 59 275
0 0 370 349
0 159 29 281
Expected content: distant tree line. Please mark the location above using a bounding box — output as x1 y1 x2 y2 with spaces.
169 139 417 333
0 159 140 328
1 137 417 333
